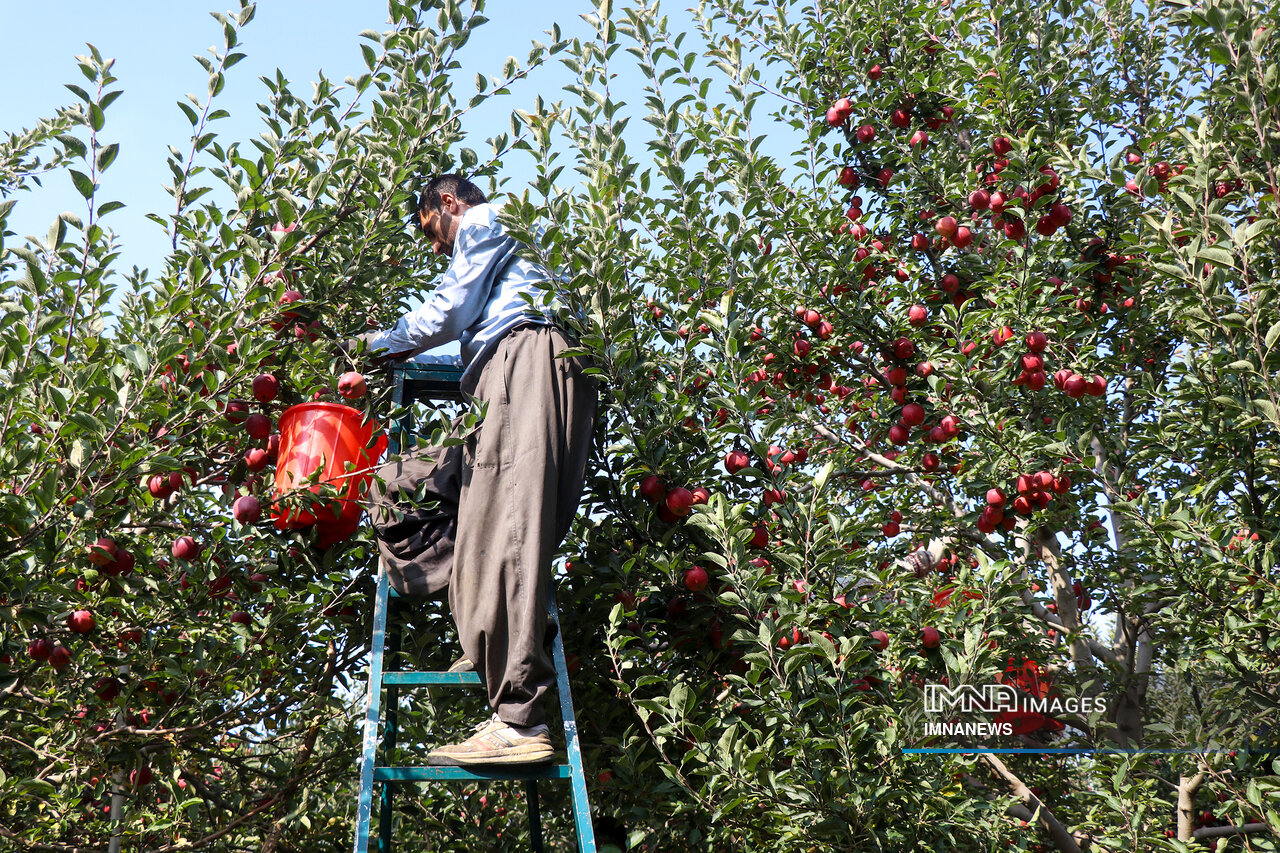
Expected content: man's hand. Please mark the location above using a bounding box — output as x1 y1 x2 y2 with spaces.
337 333 414 368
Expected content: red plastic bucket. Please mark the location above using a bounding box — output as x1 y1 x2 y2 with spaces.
271 402 388 533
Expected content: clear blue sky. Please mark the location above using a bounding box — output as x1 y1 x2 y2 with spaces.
0 0 621 274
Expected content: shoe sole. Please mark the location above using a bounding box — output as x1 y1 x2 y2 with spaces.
425 746 555 767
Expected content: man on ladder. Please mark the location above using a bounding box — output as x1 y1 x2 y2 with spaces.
355 173 598 766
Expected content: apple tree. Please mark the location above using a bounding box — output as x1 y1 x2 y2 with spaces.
3 0 1279 850
496 0 1280 849
0 1 570 849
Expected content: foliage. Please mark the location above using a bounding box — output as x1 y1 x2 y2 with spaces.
1 0 1278 850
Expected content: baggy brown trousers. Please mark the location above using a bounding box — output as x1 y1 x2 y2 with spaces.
370 324 598 727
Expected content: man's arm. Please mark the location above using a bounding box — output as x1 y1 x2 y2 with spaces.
363 210 518 360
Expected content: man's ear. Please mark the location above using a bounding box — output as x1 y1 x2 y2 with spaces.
438 191 458 213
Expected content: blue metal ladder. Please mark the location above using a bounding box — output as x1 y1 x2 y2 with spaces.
353 362 596 853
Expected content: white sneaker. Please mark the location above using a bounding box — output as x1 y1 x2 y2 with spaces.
425 714 553 766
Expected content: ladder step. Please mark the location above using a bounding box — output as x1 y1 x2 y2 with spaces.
375 765 574 782
382 671 482 686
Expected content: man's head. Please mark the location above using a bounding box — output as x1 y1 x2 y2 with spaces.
413 174 487 256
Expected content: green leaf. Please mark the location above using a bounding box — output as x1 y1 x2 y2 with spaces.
96 143 119 172
1265 322 1280 351
1253 398 1279 423
69 170 96 199
1197 245 1235 267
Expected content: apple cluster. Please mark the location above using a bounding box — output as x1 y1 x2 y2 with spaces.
976 469 1072 534
638 474 710 523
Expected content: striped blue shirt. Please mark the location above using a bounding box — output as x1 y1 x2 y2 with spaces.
365 203 555 384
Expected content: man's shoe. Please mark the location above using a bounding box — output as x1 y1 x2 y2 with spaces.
425 714 553 766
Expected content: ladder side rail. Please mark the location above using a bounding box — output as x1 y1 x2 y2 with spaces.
547 586 597 852
353 567 393 853
378 602 403 853
525 779 544 853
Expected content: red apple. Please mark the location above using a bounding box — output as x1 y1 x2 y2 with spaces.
278 289 303 316
95 677 121 702
837 166 858 188
230 611 252 627
28 638 52 661
968 189 990 211
665 487 694 517
147 474 173 499
224 399 251 424
724 449 750 475
856 124 876 143
870 630 890 651
245 448 270 471
233 495 262 525
130 765 153 788
87 537 117 566
907 304 928 326
1025 331 1048 352
683 566 709 592
171 536 201 562
244 413 272 440
251 373 279 403
108 548 135 576
338 371 367 399
921 626 941 649
901 403 925 426
951 226 972 248
934 216 958 238
48 643 72 671
639 475 664 503
67 610 95 634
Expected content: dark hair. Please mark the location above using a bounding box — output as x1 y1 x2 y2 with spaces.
418 174 487 215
